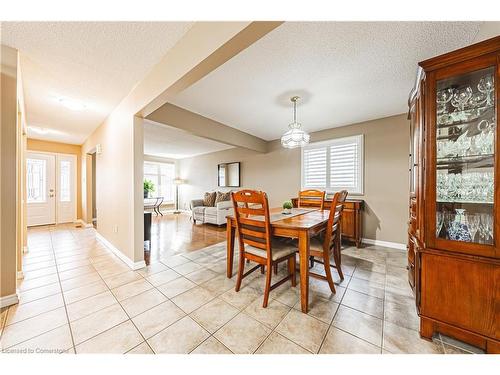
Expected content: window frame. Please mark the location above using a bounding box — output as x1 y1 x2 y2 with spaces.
301 134 364 195
143 160 176 203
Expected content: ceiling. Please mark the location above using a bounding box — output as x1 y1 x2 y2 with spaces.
1 22 194 144
144 120 233 159
171 22 490 141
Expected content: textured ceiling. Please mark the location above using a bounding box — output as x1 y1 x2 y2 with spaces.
171 22 485 141
144 120 233 159
1 22 194 144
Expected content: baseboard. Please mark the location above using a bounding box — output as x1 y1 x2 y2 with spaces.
75 219 93 228
95 232 146 270
17 271 24 279
0 293 19 308
362 238 406 251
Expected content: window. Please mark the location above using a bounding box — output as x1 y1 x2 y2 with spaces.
144 161 176 202
301 135 364 194
27 158 46 203
59 160 71 202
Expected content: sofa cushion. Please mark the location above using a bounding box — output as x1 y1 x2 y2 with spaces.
204 207 218 216
203 192 216 207
192 206 206 215
215 191 231 204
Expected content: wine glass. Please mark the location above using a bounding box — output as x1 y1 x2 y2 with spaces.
437 88 454 114
436 211 445 237
479 213 494 244
478 74 494 107
451 86 473 111
467 214 480 242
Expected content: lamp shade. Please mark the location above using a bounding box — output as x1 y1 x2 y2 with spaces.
173 178 184 185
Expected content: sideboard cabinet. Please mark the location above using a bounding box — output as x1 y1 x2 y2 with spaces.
408 36 500 353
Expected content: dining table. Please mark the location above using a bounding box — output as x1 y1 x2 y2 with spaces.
225 207 331 313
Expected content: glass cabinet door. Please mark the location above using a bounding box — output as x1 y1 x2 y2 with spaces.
435 66 495 245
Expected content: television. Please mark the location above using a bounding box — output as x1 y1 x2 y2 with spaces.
218 162 240 187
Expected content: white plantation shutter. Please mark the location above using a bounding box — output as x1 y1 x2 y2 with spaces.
301 135 363 194
303 147 327 188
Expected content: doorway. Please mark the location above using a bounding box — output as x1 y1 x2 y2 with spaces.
26 152 77 226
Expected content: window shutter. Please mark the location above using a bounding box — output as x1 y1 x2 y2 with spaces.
303 147 327 188
330 141 358 189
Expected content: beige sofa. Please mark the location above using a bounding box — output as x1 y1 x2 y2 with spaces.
190 197 233 226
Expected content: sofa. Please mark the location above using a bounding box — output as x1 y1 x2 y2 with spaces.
190 195 233 226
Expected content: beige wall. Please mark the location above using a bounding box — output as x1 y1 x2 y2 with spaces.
1 45 19 302
179 113 409 244
27 138 83 220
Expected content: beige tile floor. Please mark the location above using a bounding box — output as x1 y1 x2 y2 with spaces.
0 224 484 354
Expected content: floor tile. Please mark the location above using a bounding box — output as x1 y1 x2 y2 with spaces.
18 274 60 292
439 334 484 354
220 286 261 310
172 261 204 275
352 268 386 284
341 289 384 319
185 269 219 285
137 263 170 277
160 255 190 268
347 277 385 299
244 298 291 329
60 272 102 292
190 298 239 333
6 294 64 325
171 286 216 314
58 265 96 281
320 326 380 354
200 275 235 296
384 300 420 331
75 320 143 353
275 309 329 353
4 324 73 354
383 321 443 354
156 277 196 298
214 312 271 354
63 280 108 304
293 294 339 324
70 304 128 344
126 341 154 354
66 291 118 322
147 316 209 354
102 271 143 289
0 307 68 349
256 331 310 354
132 301 186 339
145 269 181 287
332 305 383 347
121 289 167 317
111 279 153 301
191 337 233 354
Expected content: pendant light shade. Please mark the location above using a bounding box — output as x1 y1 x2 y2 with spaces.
281 96 310 148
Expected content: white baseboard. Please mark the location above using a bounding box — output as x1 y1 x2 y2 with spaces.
95 232 146 270
75 219 93 228
17 271 24 279
362 238 406 251
0 293 19 308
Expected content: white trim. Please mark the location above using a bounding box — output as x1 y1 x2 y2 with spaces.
0 293 19 308
75 219 93 228
17 271 24 279
95 232 146 270
362 238 406 251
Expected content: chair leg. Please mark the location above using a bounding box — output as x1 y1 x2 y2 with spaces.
235 253 245 292
310 256 315 268
273 263 278 275
323 251 336 293
288 256 296 287
260 265 265 274
334 237 344 281
263 261 272 308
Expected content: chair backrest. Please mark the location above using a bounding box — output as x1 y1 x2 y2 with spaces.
323 192 343 252
338 190 348 204
298 189 326 210
231 190 272 258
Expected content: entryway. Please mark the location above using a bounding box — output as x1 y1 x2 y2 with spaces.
26 151 77 226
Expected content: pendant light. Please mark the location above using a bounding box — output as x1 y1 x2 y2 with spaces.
280 96 310 148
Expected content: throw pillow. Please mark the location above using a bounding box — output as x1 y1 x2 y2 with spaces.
215 191 231 204
203 192 217 207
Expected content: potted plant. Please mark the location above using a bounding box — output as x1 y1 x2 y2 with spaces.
144 180 155 198
282 200 293 214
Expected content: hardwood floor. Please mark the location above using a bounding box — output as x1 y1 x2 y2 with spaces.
146 212 226 264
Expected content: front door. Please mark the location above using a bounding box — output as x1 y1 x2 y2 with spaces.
27 152 56 226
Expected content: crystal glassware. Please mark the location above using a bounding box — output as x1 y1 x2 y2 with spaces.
477 74 494 107
451 86 473 111
467 213 480 242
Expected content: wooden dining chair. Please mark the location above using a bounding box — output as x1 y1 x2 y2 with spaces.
307 190 348 292
231 190 297 308
298 189 326 210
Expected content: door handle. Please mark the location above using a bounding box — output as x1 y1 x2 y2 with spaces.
49 194 55 198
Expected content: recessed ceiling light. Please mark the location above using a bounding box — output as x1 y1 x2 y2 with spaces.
57 97 87 111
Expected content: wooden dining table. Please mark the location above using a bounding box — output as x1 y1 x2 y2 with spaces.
226 207 330 313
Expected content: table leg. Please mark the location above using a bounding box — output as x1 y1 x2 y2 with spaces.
298 230 310 313
226 218 235 278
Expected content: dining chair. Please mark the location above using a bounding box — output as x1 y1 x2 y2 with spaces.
307 190 348 292
231 189 297 308
298 189 326 210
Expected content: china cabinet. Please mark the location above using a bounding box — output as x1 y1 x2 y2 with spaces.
408 36 500 353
